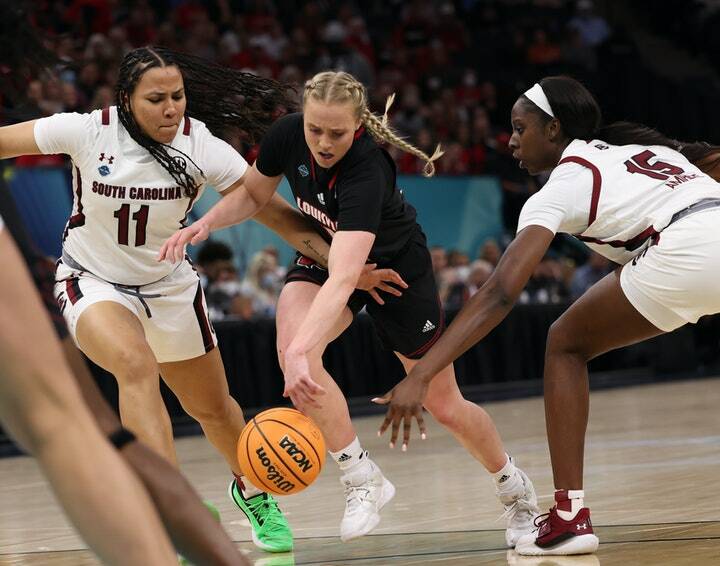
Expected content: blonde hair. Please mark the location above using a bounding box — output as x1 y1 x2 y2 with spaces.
303 71 443 177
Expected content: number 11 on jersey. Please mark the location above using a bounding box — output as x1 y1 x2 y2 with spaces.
114 204 149 246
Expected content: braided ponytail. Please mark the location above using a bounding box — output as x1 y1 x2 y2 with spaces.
303 71 443 177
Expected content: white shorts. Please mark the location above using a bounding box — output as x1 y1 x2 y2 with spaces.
54 259 217 363
620 208 720 332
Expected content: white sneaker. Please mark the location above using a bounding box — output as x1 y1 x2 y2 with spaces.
339 461 395 542
497 465 540 547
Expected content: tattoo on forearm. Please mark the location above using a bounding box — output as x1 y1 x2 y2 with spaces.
302 239 329 264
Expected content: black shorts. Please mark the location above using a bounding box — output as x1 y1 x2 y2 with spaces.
285 230 445 359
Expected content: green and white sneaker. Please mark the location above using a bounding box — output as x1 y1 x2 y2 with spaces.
229 479 293 553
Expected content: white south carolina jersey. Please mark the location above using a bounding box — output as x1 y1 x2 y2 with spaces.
517 138 720 264
34 107 247 285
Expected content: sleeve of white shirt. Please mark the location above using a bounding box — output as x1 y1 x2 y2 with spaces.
33 112 95 160
197 126 248 193
516 162 594 236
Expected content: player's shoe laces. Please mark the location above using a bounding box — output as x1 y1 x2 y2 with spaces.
229 479 293 553
515 506 599 556
497 467 540 547
339 461 395 542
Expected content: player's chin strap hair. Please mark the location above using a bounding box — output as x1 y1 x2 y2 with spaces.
304 71 443 177
524 83 555 118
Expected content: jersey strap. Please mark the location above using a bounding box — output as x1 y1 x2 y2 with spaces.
101 107 110 126
558 155 602 226
182 116 191 136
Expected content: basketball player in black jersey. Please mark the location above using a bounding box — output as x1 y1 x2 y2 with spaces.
160 71 539 547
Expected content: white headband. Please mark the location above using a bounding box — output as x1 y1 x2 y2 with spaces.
524 83 555 118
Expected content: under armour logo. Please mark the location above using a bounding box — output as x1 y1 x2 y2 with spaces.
576 522 588 530
99 153 114 164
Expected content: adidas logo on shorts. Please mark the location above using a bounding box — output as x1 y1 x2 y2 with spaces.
422 320 436 333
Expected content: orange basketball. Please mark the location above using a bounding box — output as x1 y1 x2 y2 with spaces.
237 407 326 496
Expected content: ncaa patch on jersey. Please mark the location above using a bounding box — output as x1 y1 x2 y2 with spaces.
98 165 110 176
298 164 309 177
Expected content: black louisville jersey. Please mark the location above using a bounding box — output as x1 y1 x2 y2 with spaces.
256 113 418 264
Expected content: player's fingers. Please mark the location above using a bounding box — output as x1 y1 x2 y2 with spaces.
416 410 427 441
402 414 413 451
369 289 384 305
390 415 401 449
378 283 402 296
383 269 408 288
304 378 326 396
378 412 392 436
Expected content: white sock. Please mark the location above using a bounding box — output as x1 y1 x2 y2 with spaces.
238 475 262 498
555 489 584 520
492 454 518 490
329 437 370 472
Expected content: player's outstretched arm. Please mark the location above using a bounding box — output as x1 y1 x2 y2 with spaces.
0 121 42 159
158 163 281 263
375 225 554 448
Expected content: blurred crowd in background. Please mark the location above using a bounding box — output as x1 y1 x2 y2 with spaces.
2 0 718 319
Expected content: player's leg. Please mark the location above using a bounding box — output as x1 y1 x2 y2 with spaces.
276 281 355 447
70 299 178 465
0 229 177 566
62 339 248 565
277 279 394 541
160 349 245 474
398 354 539 547
160 348 293 554
516 269 662 556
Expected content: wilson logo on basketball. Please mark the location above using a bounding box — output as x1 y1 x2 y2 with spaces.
237 407 326 495
254 446 296 494
278 435 313 472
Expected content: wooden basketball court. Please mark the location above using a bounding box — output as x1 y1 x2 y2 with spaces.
1 378 718 565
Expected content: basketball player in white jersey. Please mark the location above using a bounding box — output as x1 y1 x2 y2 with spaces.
374 75 720 555
0 46 404 554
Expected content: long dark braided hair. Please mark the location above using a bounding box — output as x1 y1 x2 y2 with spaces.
116 46 296 199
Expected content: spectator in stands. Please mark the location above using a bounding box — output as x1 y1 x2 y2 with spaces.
570 251 612 301
241 250 282 318
478 238 502 267
466 259 495 298
568 0 611 48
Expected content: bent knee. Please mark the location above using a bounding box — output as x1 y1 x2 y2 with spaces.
424 393 464 429
181 395 234 424
546 320 593 361
109 345 158 385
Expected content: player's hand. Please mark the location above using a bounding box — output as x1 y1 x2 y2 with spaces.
283 350 326 410
355 263 408 305
372 375 428 451
157 222 210 263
